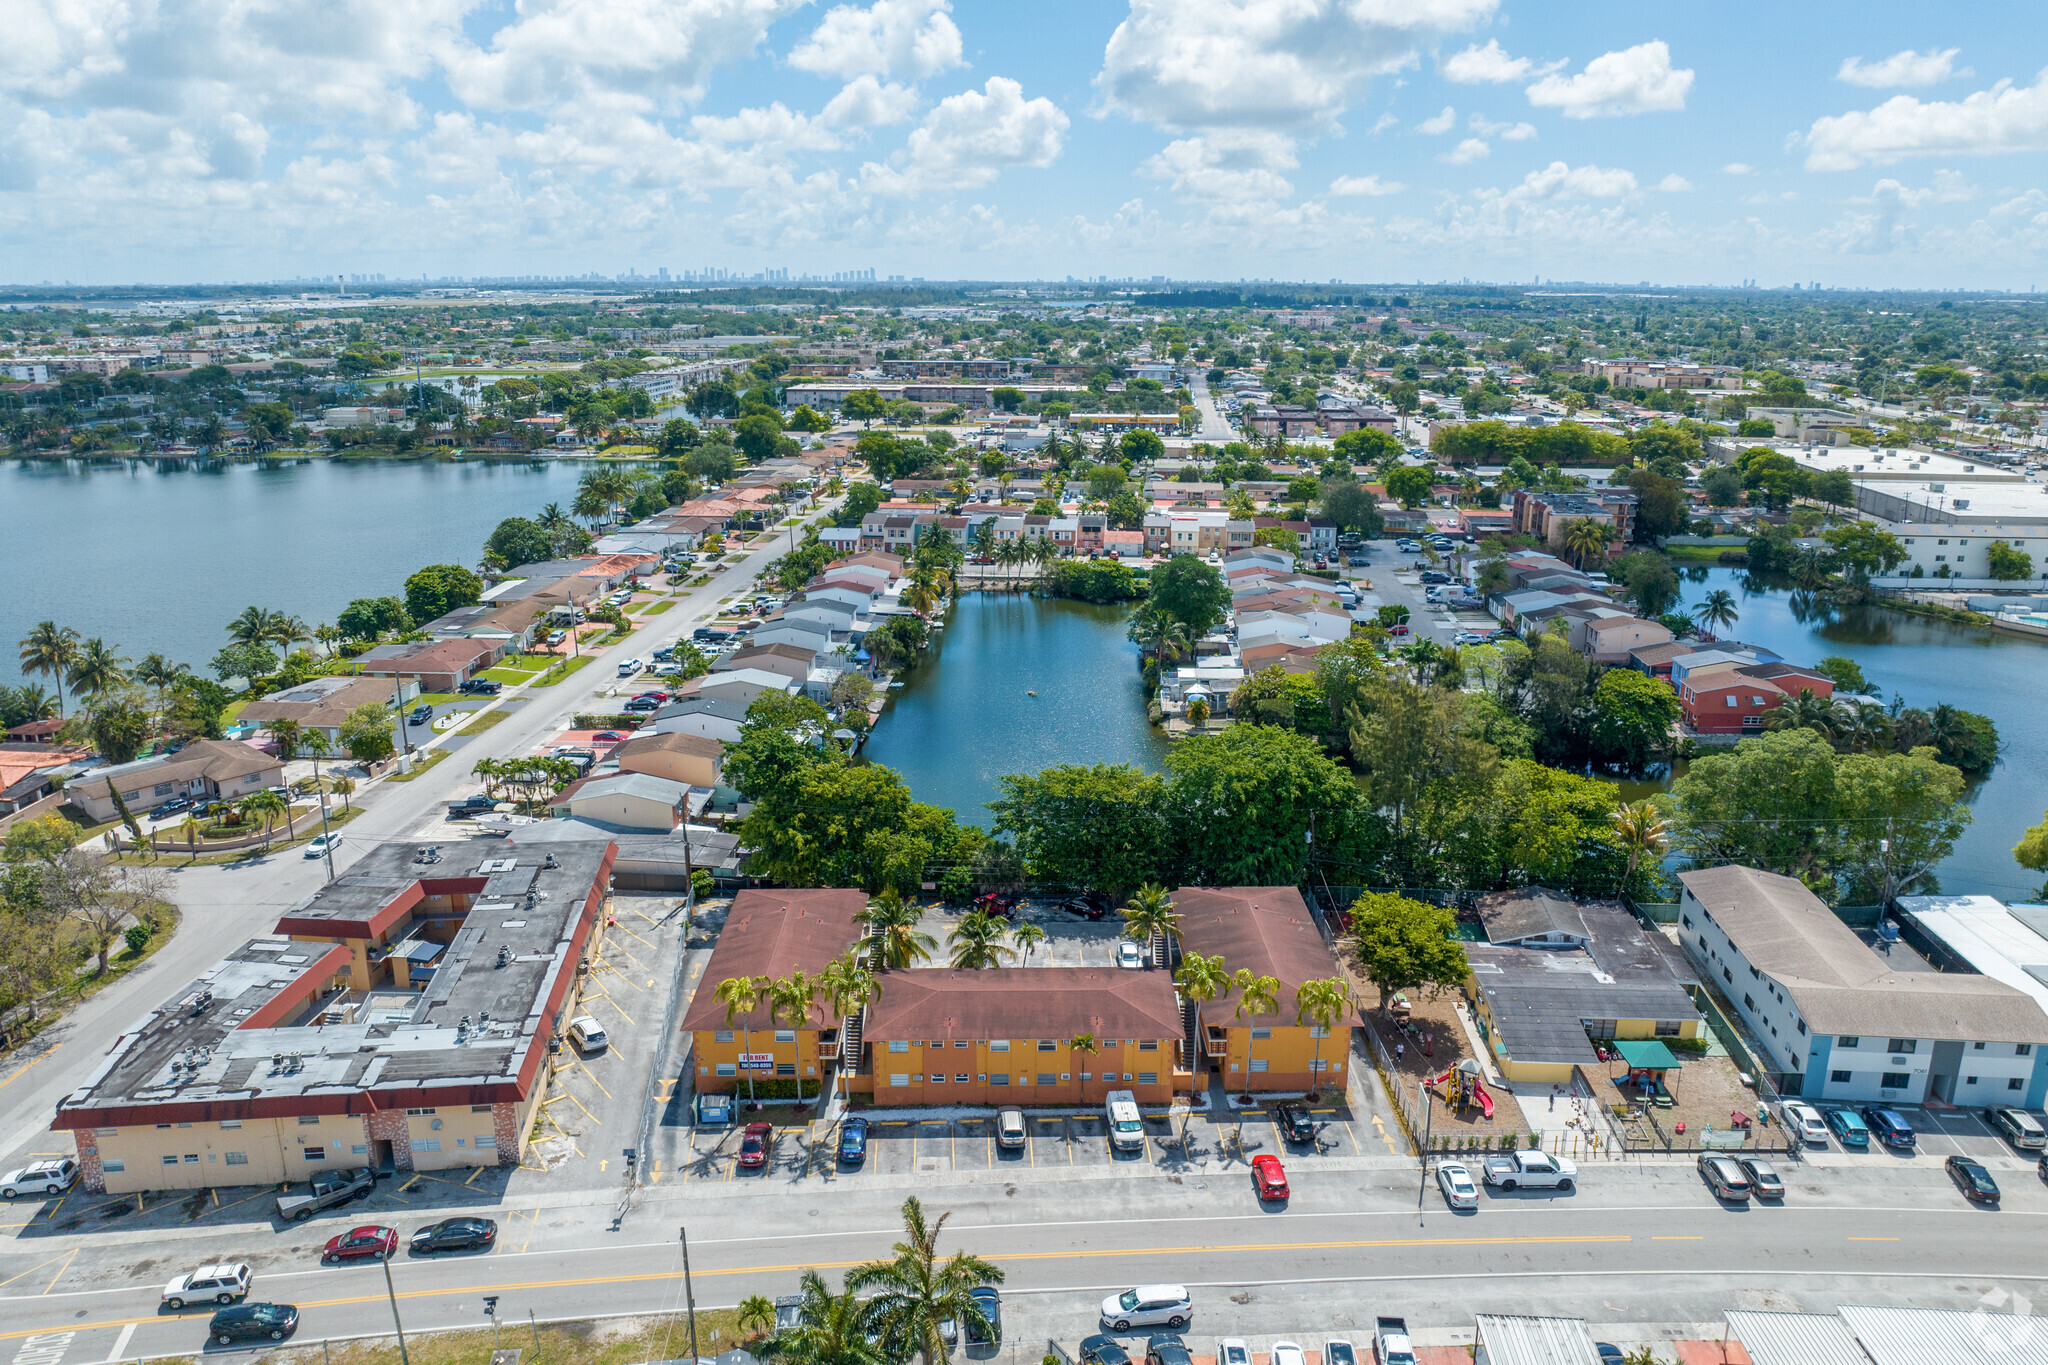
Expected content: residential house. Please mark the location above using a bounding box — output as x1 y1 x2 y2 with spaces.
859 970 1186 1107
1104 529 1146 558
0 744 86 816
353 639 497 693
646 698 750 746
563 773 694 831
67 740 284 822
612 732 724 789
751 615 839 655
1174 886 1353 1092
237 676 415 747
714 644 814 689
673 668 797 711
1570 612 1673 663
682 889 869 1095
1678 866 2048 1104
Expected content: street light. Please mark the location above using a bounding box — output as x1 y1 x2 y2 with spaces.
380 1249 413 1365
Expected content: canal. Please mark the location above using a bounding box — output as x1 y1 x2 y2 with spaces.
1 456 584 688
863 592 1168 826
1664 567 2048 901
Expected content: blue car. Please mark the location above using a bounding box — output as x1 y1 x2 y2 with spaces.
1825 1107 1871 1148
838 1117 869 1164
1862 1106 1916 1148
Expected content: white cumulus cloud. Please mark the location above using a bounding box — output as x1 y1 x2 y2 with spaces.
1469 112 1535 140
1330 173 1404 196
1442 39 1558 85
1506 160 1638 200
1417 105 1458 134
1657 172 1692 192
1525 40 1692 118
1723 161 1753 174
1094 0 1497 133
1837 49 1968 89
788 0 963 81
1442 138 1489 164
823 75 921 126
865 75 1067 192
1141 132 1297 202
1803 71 2048 170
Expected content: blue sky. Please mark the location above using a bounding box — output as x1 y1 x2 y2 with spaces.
6 1 2048 288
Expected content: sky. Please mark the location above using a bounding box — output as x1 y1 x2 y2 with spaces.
7 0 2048 290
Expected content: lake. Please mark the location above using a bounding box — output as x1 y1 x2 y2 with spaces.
863 592 1168 826
1662 566 2048 901
1 456 585 688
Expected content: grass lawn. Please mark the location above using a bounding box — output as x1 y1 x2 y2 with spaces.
145 805 363 867
220 697 250 725
413 691 463 706
1663 543 1742 563
637 600 674 616
528 653 596 686
438 708 510 736
384 749 450 782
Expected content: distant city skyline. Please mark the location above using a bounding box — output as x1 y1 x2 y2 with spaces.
6 1 2048 288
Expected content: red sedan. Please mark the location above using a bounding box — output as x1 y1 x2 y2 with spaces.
1251 1154 1290 1202
322 1225 398 1263
738 1121 773 1170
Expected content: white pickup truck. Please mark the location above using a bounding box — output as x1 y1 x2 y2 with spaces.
1481 1150 1577 1191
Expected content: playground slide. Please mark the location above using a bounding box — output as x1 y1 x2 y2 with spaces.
1425 1069 1454 1089
1472 1077 1495 1119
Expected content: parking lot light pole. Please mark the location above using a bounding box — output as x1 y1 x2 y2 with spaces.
380 1250 412 1365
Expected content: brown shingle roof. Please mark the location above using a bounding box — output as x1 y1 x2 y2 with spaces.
1173 886 1342 1003
679 889 867 1031
612 731 724 763
863 968 1182 1043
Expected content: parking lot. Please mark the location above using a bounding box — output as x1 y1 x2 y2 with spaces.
1801 1103 2047 1167
675 1094 1391 1185
914 902 1134 966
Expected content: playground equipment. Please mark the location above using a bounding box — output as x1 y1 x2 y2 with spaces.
1426 1057 1496 1119
1387 992 1413 1026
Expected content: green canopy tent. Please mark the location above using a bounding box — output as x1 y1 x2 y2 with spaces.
1612 1038 1681 1106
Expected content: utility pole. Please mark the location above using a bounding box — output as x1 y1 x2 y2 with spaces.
679 1228 700 1365
380 1250 412 1365
1416 1080 1433 1209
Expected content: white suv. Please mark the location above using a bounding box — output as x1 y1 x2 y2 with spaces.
0 1159 77 1198
1100 1285 1191 1332
162 1264 251 1310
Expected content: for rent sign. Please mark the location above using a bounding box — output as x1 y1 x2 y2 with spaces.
738 1053 777 1070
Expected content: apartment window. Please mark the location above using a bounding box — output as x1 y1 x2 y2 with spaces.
1831 1070 1852 1084
1654 1021 1682 1037
1881 1072 1910 1089
1138 1039 1160 1051
1251 1027 1272 1040
888 1039 909 1053
930 1075 946 1085
953 1040 968 1048
1698 935 1709 950
1249 1059 1269 1073
1138 1072 1159 1085
1723 967 1733 983
714 1030 735 1043
103 1160 124 1174
774 1030 796 1043
352 1146 368 1155
990 1074 1009 1086
2010 1078 2026 1091
715 1063 736 1077
1038 1073 1057 1086
775 1063 795 1077
414 1139 441 1153
1966 1076 1979 1087
1079 1072 1093 1082
477 1135 497 1149
2019 1044 2034 1056
473 1105 494 1114
1681 915 1692 929
1037 1040 1057 1052
956 1074 970 1084
1724 696 1737 707
219 1120 242 1130
162 1155 180 1167
1838 1037 1859 1048
224 1152 248 1166
1796 1020 1806 1035
303 1147 326 1161
889 1074 910 1088
1886 1039 1915 1054
989 1040 1010 1052
1743 995 1755 1011
405 1107 437 1117
1749 966 1759 979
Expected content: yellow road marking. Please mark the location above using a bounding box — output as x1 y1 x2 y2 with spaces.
465 1167 488 1187
0 1045 61 1093
0 1251 76 1292
559 1087 602 1127
577 1063 613 1100
398 1176 422 1193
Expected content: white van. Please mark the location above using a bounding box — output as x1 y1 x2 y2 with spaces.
1105 1089 1145 1153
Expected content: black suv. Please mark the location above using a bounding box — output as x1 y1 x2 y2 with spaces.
1273 1103 1319 1145
210 1303 299 1345
1145 1336 1193 1365
460 678 502 695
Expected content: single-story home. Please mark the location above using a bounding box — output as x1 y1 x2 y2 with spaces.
67 739 285 822
612 731 724 789
236 675 415 746
562 772 695 832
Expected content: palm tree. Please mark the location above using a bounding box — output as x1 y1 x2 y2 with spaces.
314 622 342 655
767 971 819 1100
269 614 313 656
1174 950 1231 1065
1765 688 1839 739
1232 969 1280 1101
236 789 289 852
1789 547 1834 590
6 684 58 723
1009 920 1046 966
1294 976 1352 1101
818 952 879 1106
1834 699 1893 754
715 974 769 1103
1610 798 1671 897
1561 517 1614 568
845 1196 1004 1365
331 775 355 812
1126 606 1191 665
905 565 945 617
1691 588 1739 637
857 891 936 970
946 911 1014 970
269 718 305 767
18 622 81 718
67 638 131 705
227 606 278 648
1119 884 1180 968
134 652 188 703
765 1269 889 1365
737 1295 777 1341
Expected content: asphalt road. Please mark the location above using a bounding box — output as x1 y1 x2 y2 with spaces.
0 1163 2042 1359
0 502 839 1180
1188 376 1237 444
